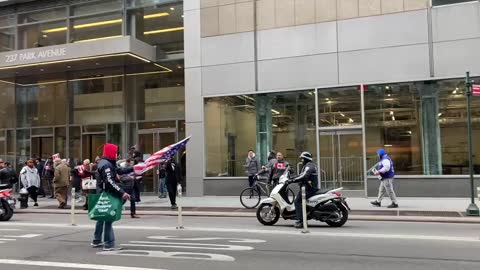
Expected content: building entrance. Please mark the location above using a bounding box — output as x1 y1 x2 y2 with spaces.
82 134 106 163
31 136 54 160
138 129 176 194
319 128 364 190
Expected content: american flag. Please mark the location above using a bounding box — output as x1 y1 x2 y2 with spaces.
133 136 191 175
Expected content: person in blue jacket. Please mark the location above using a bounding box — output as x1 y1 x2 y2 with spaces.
370 148 398 208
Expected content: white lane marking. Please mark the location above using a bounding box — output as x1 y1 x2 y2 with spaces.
0 229 21 231
0 259 166 270
0 238 16 241
3 223 480 243
147 236 266 243
124 241 253 251
2 234 43 238
98 250 235 262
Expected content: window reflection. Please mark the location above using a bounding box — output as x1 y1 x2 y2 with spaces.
318 87 361 127
70 12 123 43
70 0 122 16
365 83 422 175
69 72 124 125
127 2 184 55
125 62 185 121
0 81 15 128
0 27 15 51
18 20 67 49
16 82 67 127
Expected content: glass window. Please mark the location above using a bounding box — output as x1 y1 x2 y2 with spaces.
0 130 5 161
70 0 123 16
70 12 123 43
0 27 15 51
107 123 123 156
125 62 185 121
271 91 317 174
69 69 124 125
205 96 257 177
69 126 81 162
18 20 67 49
0 81 15 129
18 7 66 24
16 129 30 170
318 87 361 127
438 78 480 174
364 83 423 175
55 127 67 158
127 0 174 8
0 15 16 28
16 82 67 127
6 130 14 166
127 2 184 55
432 0 473 6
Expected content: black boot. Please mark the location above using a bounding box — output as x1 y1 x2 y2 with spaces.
370 200 381 207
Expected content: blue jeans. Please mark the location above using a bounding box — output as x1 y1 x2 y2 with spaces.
93 221 115 248
159 177 167 194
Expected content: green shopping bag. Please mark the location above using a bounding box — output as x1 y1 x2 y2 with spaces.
88 192 123 222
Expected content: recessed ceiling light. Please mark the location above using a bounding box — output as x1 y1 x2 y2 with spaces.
67 65 71 68
181 14 184 18
96 63 100 65
40 69 44 71
42 34 47 38
170 7 175 10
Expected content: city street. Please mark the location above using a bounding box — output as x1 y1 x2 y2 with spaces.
1 214 480 270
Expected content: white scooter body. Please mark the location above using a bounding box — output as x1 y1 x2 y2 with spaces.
257 169 350 226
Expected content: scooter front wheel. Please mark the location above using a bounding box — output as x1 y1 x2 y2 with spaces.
0 200 13 222
256 203 280 226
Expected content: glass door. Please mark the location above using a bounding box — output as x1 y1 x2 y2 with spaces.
31 136 54 159
82 134 106 163
319 129 364 190
138 129 176 194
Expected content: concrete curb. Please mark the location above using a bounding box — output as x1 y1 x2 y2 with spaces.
14 209 480 224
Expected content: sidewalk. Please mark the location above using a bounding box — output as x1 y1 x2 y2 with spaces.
15 195 480 223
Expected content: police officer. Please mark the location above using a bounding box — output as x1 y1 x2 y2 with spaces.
287 152 319 229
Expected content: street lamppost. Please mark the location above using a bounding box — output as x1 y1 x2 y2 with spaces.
465 71 479 216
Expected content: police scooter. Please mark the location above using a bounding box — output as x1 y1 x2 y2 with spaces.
256 170 350 227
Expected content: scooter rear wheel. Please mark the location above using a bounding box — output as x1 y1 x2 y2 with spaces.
325 203 348 227
256 203 280 226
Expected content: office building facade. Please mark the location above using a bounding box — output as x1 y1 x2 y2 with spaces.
0 0 479 196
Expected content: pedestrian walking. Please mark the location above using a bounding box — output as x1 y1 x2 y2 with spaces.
165 157 182 209
35 158 47 198
19 159 41 207
91 143 132 251
244 150 260 188
54 158 70 209
371 148 399 208
158 163 167 198
44 158 55 198
118 161 139 218
131 151 144 203
0 161 18 189
79 159 94 210
71 161 83 203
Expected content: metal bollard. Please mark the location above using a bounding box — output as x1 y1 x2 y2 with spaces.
70 187 76 226
176 184 184 229
301 186 309 234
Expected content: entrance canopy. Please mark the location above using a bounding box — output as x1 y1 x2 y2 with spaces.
0 36 171 83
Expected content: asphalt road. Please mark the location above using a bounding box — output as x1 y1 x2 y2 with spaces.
1 213 480 270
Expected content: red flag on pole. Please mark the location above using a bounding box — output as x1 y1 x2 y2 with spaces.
473 84 480 96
